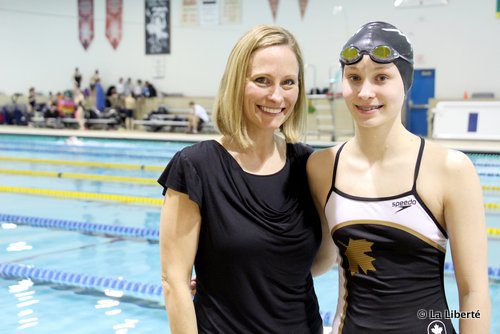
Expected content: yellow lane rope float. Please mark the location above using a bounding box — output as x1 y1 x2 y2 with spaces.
0 186 163 206
487 227 500 237
483 185 500 192
0 185 497 209
0 168 156 185
0 156 163 172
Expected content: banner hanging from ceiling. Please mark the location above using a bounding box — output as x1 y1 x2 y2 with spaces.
145 0 170 54
78 0 94 50
106 0 123 49
299 0 309 19
268 0 279 21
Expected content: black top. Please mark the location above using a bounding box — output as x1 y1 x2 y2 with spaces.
158 140 322 333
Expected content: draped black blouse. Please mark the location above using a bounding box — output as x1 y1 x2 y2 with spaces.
158 140 322 333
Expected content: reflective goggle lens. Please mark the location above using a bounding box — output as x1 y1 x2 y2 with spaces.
371 45 393 61
340 45 399 64
340 46 361 63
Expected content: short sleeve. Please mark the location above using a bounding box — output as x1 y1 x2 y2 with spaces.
157 150 203 208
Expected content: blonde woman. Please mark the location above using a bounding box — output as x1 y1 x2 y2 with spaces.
158 25 323 333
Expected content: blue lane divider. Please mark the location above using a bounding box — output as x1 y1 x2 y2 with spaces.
478 172 500 177
0 145 175 161
444 262 500 280
0 263 163 300
0 213 159 241
1 261 498 328
0 139 183 155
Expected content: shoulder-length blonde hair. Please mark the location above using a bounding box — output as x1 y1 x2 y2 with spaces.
213 25 307 149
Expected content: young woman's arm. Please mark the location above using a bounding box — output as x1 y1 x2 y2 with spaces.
444 150 491 333
307 149 337 276
160 189 202 334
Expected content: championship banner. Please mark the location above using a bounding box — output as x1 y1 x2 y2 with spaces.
105 0 123 50
299 0 309 19
268 0 279 21
78 0 94 50
145 0 170 55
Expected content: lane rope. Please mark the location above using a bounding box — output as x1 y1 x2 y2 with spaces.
0 186 163 205
0 156 164 171
0 213 159 241
1 260 499 329
0 144 174 161
0 168 157 185
0 263 163 301
3 213 500 241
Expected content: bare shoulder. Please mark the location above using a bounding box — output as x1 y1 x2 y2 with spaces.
307 144 343 198
422 141 478 200
424 140 475 174
307 144 341 174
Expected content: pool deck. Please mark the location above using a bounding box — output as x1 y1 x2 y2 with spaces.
0 125 499 153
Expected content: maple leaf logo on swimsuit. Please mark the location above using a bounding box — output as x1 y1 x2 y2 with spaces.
339 238 376 276
430 324 443 334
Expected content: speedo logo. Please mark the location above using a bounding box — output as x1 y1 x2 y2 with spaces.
392 199 417 213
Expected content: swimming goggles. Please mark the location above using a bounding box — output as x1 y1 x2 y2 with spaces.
340 45 413 65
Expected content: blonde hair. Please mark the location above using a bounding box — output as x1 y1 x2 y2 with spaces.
213 25 307 149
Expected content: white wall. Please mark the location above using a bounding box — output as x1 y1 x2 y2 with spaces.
0 0 499 99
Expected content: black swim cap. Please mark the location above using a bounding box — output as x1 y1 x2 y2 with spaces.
340 21 414 94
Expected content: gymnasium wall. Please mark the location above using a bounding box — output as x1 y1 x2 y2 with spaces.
0 0 499 99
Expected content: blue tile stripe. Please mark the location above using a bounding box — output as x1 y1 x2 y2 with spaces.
0 213 159 241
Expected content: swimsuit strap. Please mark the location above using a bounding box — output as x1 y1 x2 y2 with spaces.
332 142 348 189
412 137 425 191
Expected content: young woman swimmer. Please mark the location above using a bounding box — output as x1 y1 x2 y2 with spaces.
308 21 490 333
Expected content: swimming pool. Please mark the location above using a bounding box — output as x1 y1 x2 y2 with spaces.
0 134 499 333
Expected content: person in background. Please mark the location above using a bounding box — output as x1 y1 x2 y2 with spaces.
123 93 136 130
144 81 157 97
74 89 86 130
94 79 106 112
28 87 36 114
186 101 209 134
158 25 323 333
116 78 125 96
90 69 100 90
133 79 143 98
307 21 490 333
124 77 133 96
73 67 83 89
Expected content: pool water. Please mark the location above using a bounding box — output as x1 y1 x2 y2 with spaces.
0 134 499 333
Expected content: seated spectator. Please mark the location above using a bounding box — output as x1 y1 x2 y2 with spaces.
58 92 76 117
144 81 157 97
187 101 209 134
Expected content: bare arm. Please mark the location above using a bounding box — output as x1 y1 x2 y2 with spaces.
307 149 337 276
444 151 490 333
160 189 201 334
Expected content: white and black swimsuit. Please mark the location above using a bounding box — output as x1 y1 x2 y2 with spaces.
325 138 456 334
